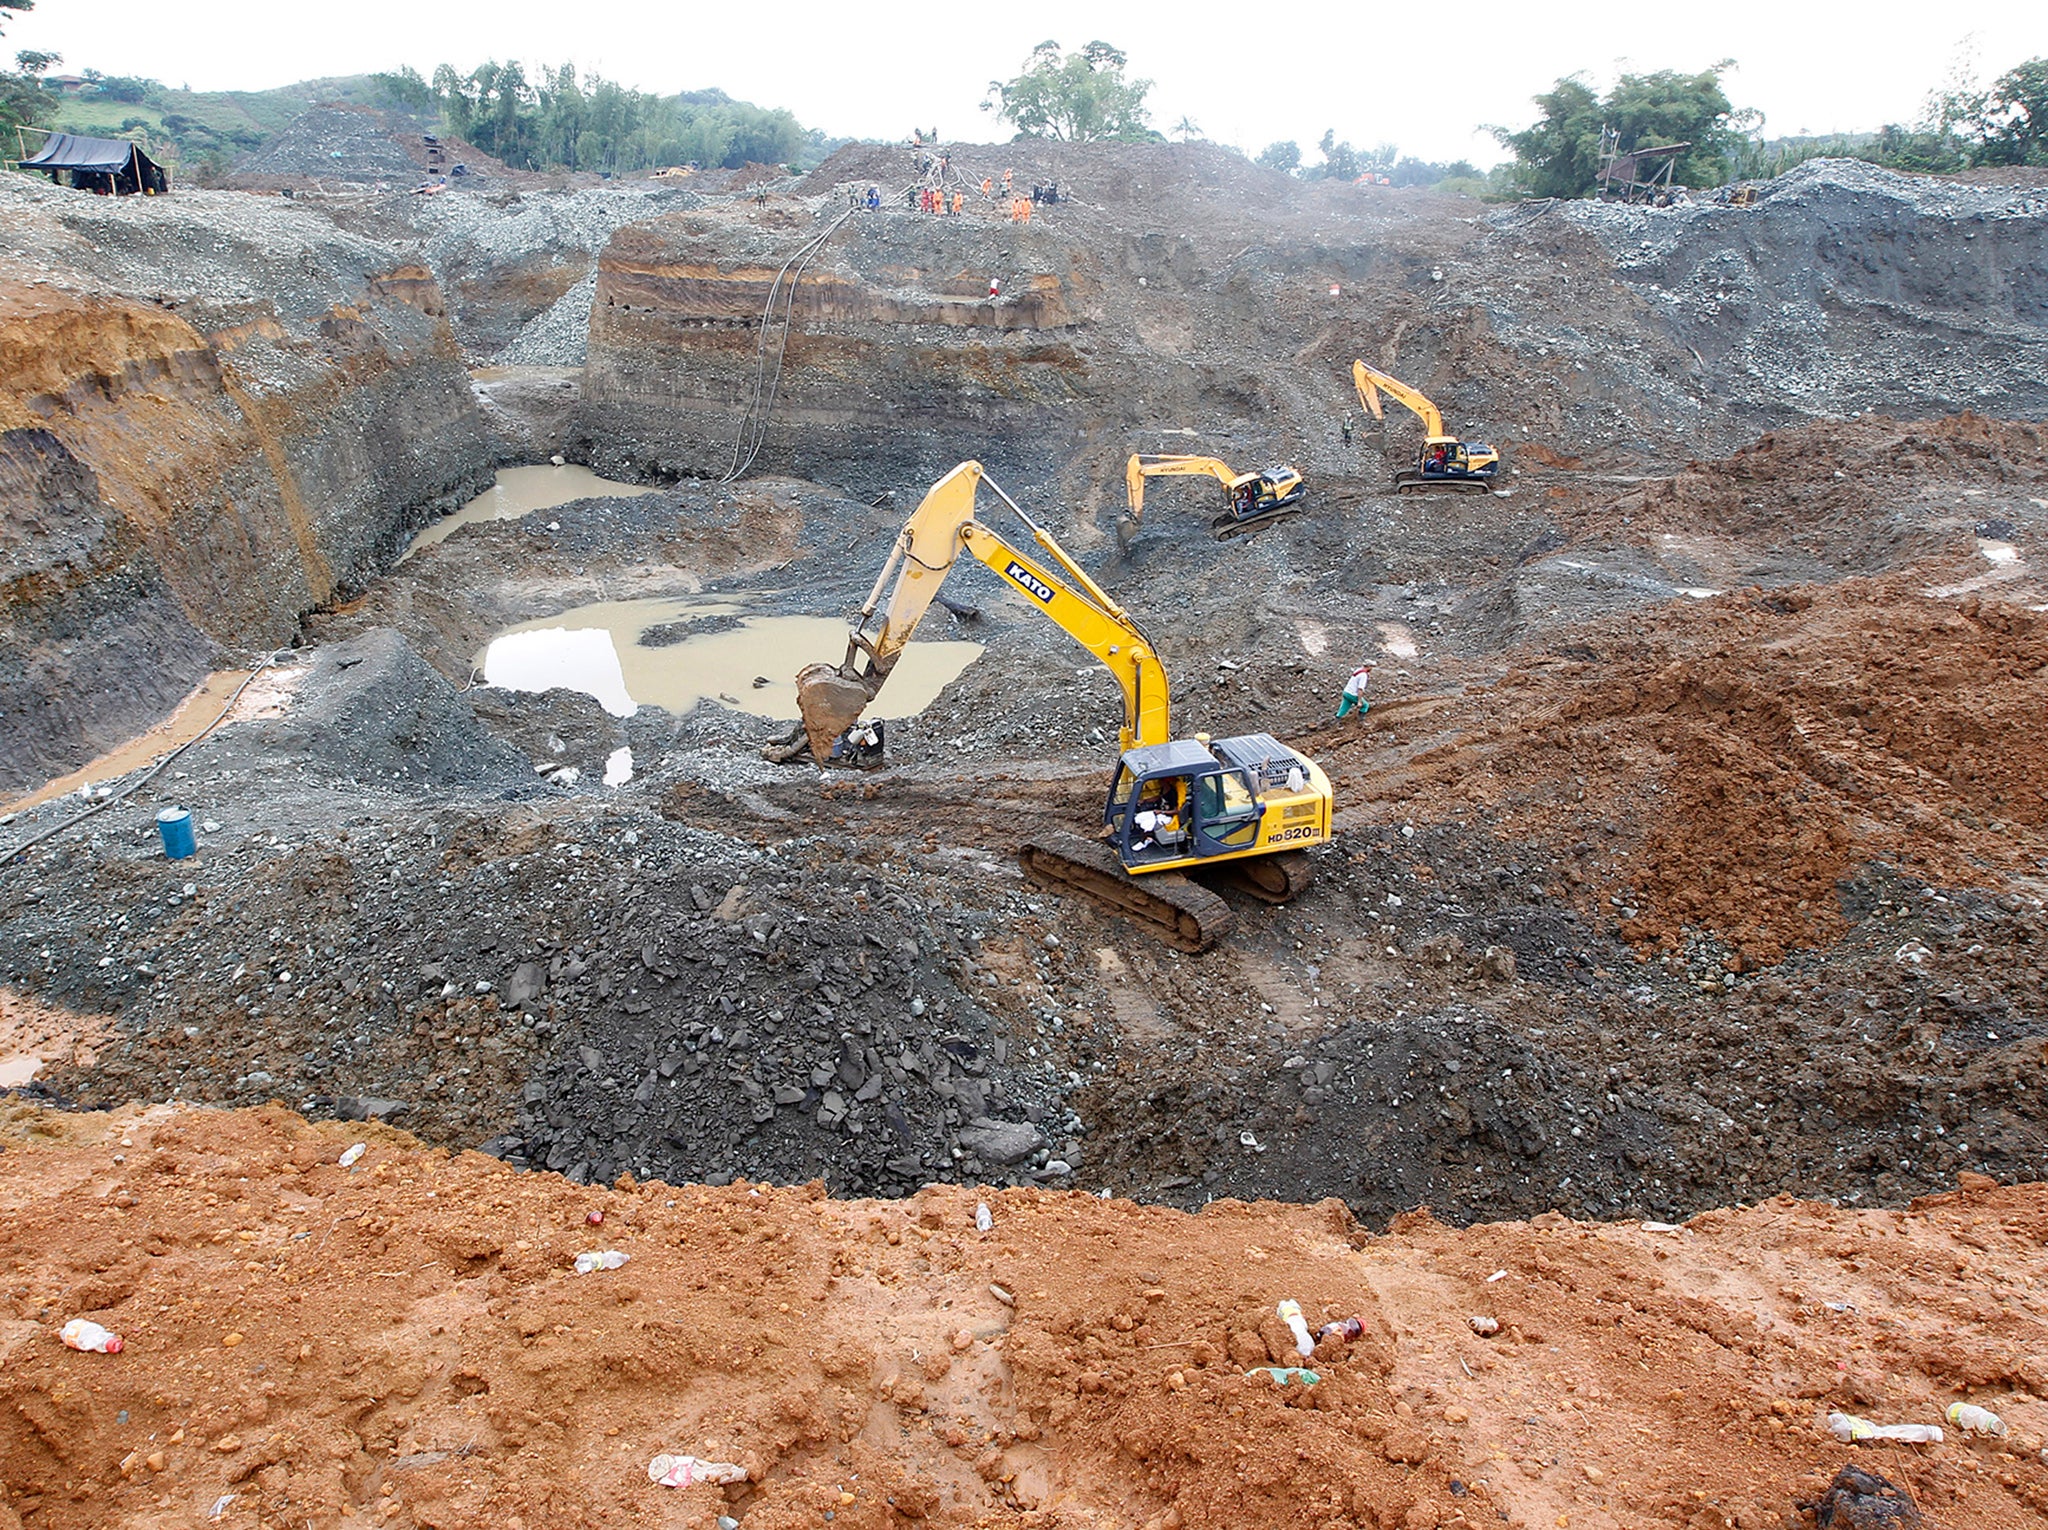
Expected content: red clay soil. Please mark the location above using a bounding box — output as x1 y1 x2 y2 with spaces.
1332 412 2048 961
3 1104 2046 1529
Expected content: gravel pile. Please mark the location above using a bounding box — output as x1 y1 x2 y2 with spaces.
256 630 530 789
230 106 427 184
497 271 596 365
1546 157 2048 425
0 174 436 329
406 183 699 272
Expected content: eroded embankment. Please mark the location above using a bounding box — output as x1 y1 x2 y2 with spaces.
0 178 492 792
3 1103 2046 1530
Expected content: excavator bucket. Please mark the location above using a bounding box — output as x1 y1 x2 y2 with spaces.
794 662 880 764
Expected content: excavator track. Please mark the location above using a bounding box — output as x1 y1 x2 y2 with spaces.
1209 505 1303 540
1019 831 1234 953
1394 472 1498 495
1204 849 1314 904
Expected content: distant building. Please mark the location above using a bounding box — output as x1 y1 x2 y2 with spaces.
43 74 92 96
19 133 170 195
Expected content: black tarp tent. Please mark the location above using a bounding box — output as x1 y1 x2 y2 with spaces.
19 133 169 195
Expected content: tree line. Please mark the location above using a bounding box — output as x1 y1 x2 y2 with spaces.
1496 57 2048 199
373 63 820 174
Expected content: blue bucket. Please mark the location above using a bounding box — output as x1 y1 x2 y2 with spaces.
156 807 197 860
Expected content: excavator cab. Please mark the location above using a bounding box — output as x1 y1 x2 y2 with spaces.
1224 469 1307 524
1104 735 1319 875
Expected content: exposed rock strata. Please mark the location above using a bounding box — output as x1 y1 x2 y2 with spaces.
0 180 493 790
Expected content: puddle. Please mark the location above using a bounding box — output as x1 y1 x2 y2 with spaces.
405 465 658 557
479 600 983 722
1927 538 2030 598
0 988 109 1088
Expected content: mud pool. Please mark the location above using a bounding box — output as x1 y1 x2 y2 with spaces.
478 600 983 721
406 464 658 556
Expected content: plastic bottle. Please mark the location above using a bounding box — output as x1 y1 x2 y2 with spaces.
1276 1299 1314 1359
1318 1316 1365 1342
338 1143 366 1168
1246 1365 1319 1386
574 1250 629 1274
975 1202 992 1233
1828 1412 1943 1444
61 1319 123 1353
1946 1402 2008 1437
648 1454 747 1488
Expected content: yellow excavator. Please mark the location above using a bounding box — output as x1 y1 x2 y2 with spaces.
793 460 1333 951
1121 454 1307 546
1351 361 1500 494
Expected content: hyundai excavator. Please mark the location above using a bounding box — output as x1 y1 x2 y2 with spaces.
1351 361 1500 493
792 461 1333 951
1120 454 1306 547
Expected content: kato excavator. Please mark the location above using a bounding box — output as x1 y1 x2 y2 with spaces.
1351 360 1500 493
1120 454 1306 547
793 460 1333 951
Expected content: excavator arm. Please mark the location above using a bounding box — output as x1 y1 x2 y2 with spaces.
1352 360 1446 440
1123 454 1239 528
795 461 1172 761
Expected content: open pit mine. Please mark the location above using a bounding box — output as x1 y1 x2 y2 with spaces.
2 119 2047 1529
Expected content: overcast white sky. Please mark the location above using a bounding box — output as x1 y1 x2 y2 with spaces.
9 1 2044 166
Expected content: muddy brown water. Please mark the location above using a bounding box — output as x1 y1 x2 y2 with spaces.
406 465 658 557
478 601 983 722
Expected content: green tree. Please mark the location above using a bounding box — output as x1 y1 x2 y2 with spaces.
1976 56 2048 165
0 46 56 144
983 40 1154 142
1172 114 1201 143
1601 65 1749 186
1255 140 1299 174
1312 129 1360 181
0 1 31 34
1497 64 1746 196
371 65 435 114
1492 75 1603 197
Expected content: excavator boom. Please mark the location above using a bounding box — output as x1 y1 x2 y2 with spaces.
1352 360 1445 439
795 461 1171 761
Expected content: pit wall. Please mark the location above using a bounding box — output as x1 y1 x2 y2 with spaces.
577 214 1110 497
0 273 492 793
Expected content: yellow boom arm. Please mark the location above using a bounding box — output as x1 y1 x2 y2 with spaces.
799 461 1172 759
1124 454 1248 526
1352 360 1448 441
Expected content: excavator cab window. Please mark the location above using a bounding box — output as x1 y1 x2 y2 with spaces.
1123 774 1191 860
1191 768 1260 852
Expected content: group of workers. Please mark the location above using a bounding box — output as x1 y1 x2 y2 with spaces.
853 139 1068 228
